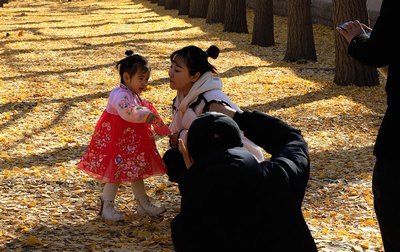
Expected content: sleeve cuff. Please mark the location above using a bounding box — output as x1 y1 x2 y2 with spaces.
144 113 155 123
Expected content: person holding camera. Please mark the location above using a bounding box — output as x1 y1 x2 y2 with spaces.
336 1 399 251
170 105 317 251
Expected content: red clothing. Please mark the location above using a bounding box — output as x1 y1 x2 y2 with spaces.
78 84 170 183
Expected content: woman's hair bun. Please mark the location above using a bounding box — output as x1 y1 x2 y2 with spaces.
125 50 134 56
206 45 219 59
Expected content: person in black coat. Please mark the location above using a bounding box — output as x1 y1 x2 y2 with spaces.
171 105 317 252
336 1 399 251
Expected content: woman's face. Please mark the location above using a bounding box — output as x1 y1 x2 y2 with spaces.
168 56 199 96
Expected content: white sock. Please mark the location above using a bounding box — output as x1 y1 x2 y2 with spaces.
101 183 119 201
132 180 147 199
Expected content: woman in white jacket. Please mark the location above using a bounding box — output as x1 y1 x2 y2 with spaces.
163 45 264 183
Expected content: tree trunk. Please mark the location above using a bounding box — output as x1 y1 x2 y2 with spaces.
224 0 248 33
251 0 274 47
158 0 165 6
284 0 317 62
188 0 209 18
178 0 190 15
165 0 179 9
206 0 225 24
332 0 379 86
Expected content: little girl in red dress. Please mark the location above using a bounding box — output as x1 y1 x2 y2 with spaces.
78 50 170 221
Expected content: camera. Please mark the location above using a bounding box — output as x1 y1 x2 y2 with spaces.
338 21 349 31
338 21 371 36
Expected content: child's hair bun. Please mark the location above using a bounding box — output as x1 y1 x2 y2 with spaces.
206 45 219 59
125 50 134 56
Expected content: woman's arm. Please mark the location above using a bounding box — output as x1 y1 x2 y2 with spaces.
336 1 394 67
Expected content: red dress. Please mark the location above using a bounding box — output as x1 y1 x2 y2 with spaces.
78 85 170 183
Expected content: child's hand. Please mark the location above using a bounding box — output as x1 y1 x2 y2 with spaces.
151 116 171 136
154 125 171 136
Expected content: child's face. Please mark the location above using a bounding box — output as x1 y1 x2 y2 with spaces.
123 70 150 94
169 56 199 96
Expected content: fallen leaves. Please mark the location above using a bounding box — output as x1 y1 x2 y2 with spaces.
24 235 43 246
0 0 386 251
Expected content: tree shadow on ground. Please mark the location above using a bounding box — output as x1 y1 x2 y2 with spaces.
0 91 110 157
309 145 376 180
0 91 109 131
0 144 87 170
1 26 192 55
240 83 385 115
1 63 115 81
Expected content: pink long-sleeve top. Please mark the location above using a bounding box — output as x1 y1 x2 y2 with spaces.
106 84 155 124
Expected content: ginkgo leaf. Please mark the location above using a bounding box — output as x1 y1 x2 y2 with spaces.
24 235 43 246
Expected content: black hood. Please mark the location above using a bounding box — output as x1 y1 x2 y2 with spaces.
187 112 243 162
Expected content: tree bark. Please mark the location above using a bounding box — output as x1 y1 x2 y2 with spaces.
188 0 209 18
251 0 274 47
206 0 225 24
178 0 190 15
165 0 179 9
283 0 317 62
332 0 379 86
224 0 248 33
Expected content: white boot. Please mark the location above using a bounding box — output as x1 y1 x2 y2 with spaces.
99 197 124 222
136 196 166 217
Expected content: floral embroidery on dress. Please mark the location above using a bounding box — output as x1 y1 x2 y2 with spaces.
115 155 123 166
118 96 147 118
109 127 151 180
77 86 167 184
118 95 129 109
93 122 111 149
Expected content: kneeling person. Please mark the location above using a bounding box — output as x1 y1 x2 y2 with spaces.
171 109 317 252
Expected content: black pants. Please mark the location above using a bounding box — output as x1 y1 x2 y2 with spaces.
373 157 400 252
163 148 187 184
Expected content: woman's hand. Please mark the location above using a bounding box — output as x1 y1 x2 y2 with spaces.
361 23 372 33
336 20 367 44
168 132 179 148
178 139 193 168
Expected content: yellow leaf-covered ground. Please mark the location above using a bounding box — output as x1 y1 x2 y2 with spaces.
0 0 386 251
